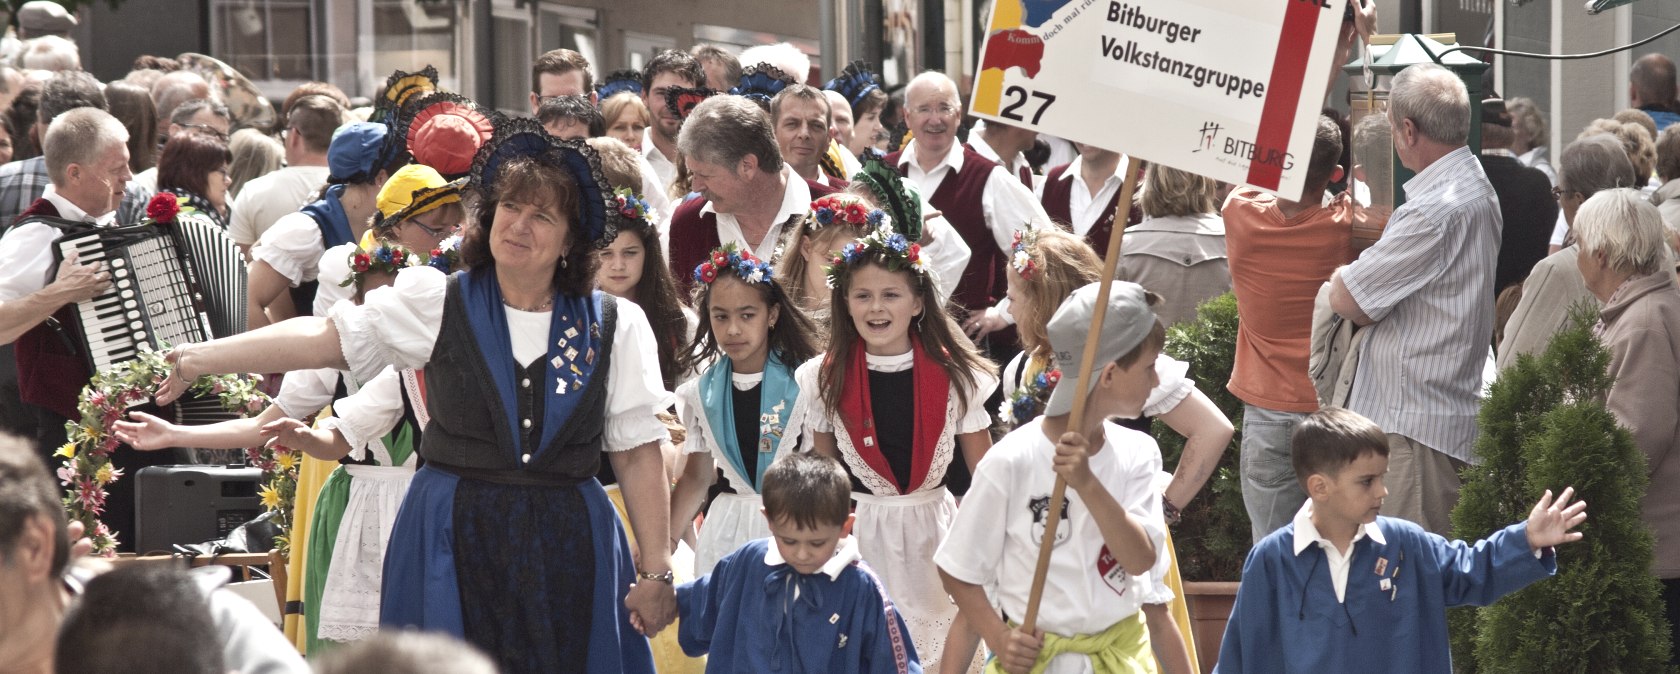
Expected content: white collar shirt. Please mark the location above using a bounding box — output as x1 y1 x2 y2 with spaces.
1057 155 1127 237
702 164 811 259
642 127 679 196
1291 500 1386 603
897 138 1049 257
967 132 1031 182
0 185 113 302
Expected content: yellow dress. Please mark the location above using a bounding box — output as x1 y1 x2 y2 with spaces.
283 453 337 652
606 483 707 674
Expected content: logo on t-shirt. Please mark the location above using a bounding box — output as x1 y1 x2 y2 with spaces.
1029 495 1069 547
1096 545 1131 598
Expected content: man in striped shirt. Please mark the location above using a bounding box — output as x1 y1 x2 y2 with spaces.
1328 63 1502 536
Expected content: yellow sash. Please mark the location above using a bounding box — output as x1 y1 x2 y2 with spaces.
986 612 1157 674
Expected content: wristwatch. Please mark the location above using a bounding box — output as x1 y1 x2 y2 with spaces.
637 569 675 584
1162 495 1182 526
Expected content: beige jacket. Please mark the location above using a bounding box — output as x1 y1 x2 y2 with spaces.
1601 270 1680 577
1497 245 1595 369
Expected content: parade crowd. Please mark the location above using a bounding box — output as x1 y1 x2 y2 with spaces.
13 1 1680 672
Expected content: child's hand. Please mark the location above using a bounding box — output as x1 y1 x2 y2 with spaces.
260 418 332 457
625 580 677 636
1526 487 1587 551
111 411 178 451
996 626 1044 674
1053 431 1099 493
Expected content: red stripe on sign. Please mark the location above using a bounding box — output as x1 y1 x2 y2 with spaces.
1245 1 1324 190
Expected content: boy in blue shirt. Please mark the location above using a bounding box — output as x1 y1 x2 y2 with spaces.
1214 407 1587 673
676 451 922 673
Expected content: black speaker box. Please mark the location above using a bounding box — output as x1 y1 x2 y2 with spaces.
134 465 263 555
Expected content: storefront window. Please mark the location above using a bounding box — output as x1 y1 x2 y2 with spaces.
373 0 459 91
211 0 314 81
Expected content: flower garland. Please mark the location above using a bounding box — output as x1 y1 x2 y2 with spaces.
58 347 284 557
997 365 1062 428
694 243 774 286
427 233 463 274
1010 226 1042 280
809 193 885 232
824 223 928 289
613 187 655 224
340 241 421 288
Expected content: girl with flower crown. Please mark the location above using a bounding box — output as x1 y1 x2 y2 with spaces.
155 120 679 674
669 244 820 576
988 223 1234 674
114 171 468 653
778 193 886 312
787 224 997 672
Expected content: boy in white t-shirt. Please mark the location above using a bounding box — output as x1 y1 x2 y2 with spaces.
935 281 1167 674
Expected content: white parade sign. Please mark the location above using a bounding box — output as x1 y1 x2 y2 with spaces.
971 0 1348 200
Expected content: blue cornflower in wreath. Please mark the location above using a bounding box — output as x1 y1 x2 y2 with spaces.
694 243 775 286
824 222 928 289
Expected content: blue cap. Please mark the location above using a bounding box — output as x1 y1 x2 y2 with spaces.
328 122 389 184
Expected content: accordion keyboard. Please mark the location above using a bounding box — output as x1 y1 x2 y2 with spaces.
59 227 213 370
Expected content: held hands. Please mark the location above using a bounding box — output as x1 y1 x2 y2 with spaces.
1052 431 1099 494
624 579 677 637
110 411 180 451
44 252 110 306
1526 487 1588 552
259 418 333 458
155 347 193 406
993 626 1044 674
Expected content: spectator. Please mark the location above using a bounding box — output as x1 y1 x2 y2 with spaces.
226 127 282 199
529 48 594 113
1631 53 1680 132
601 91 650 151
54 565 226 674
0 116 13 165
156 129 232 225
103 81 157 173
1508 96 1555 184
1498 135 1639 369
147 70 211 142
1328 63 1502 535
15 1 76 40
690 43 741 92
120 97 230 222
18 35 77 73
640 49 706 195
534 94 599 140
1655 125 1680 235
2 78 37 160
1550 118 1661 254
1225 114 1354 542
0 65 26 116
313 632 499 674
226 93 342 252
1122 162 1229 327
0 433 308 674
1479 96 1557 296
275 80 349 132
1616 108 1659 149
1574 189 1680 650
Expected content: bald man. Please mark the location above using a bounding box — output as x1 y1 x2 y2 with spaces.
1632 53 1680 132
885 71 1048 342
822 89 863 181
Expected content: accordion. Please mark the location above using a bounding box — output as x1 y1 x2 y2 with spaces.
41 214 247 423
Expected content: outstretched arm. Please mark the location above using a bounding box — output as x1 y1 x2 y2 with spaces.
112 405 286 451
158 318 347 404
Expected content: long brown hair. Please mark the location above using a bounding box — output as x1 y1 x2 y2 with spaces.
622 218 690 389
818 261 994 414
1016 227 1104 362
680 272 820 375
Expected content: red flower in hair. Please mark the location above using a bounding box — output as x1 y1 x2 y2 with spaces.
1046 369 1062 385
711 250 730 267
907 242 921 263
352 253 372 272
145 193 180 224
699 263 718 283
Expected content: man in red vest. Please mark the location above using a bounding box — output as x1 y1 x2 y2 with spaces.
1038 142 1140 259
667 95 840 294
966 119 1037 189
885 72 1048 342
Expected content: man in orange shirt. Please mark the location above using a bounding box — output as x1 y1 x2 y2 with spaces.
1223 115 1355 542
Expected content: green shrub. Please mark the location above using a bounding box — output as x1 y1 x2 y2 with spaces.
1152 292 1250 581
1450 303 1672 672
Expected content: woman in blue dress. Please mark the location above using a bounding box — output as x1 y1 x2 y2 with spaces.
156 117 678 674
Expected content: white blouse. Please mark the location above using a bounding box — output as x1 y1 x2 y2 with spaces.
251 212 326 286
317 365 405 463
312 242 357 317
274 367 350 420
329 266 675 452
796 351 997 436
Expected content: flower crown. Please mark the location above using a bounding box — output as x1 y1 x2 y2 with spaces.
808 194 884 232
613 187 655 224
998 367 1062 427
1010 225 1043 280
340 235 459 288
824 223 927 289
694 243 775 287
426 233 464 274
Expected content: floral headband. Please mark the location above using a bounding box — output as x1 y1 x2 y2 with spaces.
613 187 655 224
694 243 775 287
341 234 461 288
808 194 884 232
824 223 928 289
1010 226 1043 280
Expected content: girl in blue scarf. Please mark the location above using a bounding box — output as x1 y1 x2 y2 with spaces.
670 244 821 576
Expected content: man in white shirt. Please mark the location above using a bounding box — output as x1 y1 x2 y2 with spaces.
966 118 1038 189
884 71 1049 342
227 93 343 254
640 49 706 196
771 84 842 188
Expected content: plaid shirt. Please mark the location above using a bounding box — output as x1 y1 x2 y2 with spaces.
0 156 152 229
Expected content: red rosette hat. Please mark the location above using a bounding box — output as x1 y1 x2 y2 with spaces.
400 92 496 181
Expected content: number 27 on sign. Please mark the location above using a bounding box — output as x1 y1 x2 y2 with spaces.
999 86 1057 125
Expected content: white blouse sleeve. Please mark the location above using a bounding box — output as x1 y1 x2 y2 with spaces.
0 221 57 302
956 365 1000 434
316 366 404 462
329 266 446 383
605 298 679 452
1142 354 1194 418
790 356 831 434
312 242 358 317
274 368 342 420
675 378 710 456
250 213 325 286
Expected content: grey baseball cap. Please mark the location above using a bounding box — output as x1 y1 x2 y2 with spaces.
1042 281 1158 417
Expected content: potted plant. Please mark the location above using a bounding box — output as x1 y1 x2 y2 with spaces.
1449 305 1671 672
1151 292 1251 671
